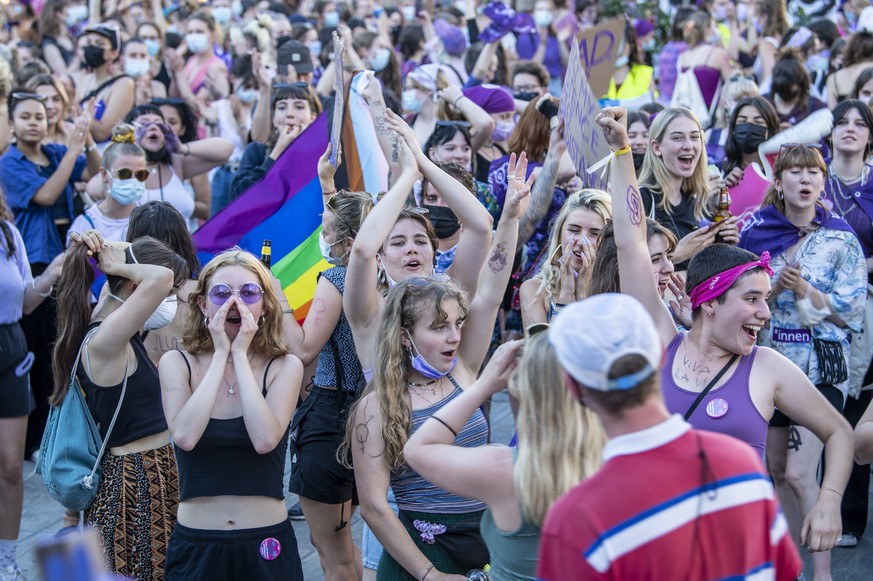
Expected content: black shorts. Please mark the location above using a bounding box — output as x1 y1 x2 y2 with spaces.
164 519 303 581
770 383 845 427
288 386 357 505
0 322 36 419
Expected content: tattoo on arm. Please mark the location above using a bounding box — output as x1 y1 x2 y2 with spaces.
787 426 802 451
488 241 508 273
355 414 374 454
312 298 327 325
519 152 559 244
626 186 643 227
391 140 399 163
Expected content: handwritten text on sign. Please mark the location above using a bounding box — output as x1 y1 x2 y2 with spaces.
560 37 611 191
575 18 625 98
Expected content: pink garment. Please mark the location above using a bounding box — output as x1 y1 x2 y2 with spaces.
183 53 221 95
729 163 771 229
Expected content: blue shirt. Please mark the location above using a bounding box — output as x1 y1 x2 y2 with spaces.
0 143 85 264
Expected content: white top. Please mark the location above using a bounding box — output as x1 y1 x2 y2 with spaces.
143 164 194 221
67 203 131 245
214 99 250 164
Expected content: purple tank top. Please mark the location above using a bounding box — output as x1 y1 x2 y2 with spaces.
679 64 721 108
661 334 768 458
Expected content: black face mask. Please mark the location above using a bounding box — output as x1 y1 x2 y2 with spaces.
276 35 292 48
513 91 538 102
83 45 107 69
632 152 645 172
732 123 768 155
145 147 172 164
423 204 461 239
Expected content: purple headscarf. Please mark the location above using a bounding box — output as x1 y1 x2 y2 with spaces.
463 84 515 113
434 19 468 56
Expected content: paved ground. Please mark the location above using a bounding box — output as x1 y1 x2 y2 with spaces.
16 391 873 579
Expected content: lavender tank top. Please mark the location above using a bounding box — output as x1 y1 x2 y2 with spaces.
661 334 768 458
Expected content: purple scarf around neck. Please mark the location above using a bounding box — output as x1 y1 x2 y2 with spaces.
739 204 856 258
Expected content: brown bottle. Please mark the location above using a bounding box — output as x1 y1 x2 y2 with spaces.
260 240 272 268
714 188 732 244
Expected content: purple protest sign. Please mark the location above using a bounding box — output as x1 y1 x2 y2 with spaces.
559 38 612 191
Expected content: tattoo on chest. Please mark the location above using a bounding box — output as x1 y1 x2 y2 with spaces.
150 334 180 354
681 355 713 388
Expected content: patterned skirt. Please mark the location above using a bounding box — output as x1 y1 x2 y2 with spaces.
84 442 179 580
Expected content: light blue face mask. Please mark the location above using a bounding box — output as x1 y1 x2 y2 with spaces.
109 177 145 206
406 330 457 379
144 39 161 57
318 231 347 265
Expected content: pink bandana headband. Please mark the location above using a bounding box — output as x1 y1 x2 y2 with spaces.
689 252 774 310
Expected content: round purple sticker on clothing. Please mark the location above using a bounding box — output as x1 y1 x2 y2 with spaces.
706 398 729 419
259 537 281 561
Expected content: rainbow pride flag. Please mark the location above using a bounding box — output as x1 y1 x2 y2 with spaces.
193 114 331 322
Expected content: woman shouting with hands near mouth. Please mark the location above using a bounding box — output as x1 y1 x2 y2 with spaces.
159 249 304 581
597 105 855 566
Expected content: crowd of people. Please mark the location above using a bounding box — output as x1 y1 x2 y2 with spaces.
3 0 873 579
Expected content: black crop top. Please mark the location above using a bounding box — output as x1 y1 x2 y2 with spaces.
79 323 168 448
173 353 288 501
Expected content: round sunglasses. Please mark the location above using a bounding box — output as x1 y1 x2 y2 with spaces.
113 168 150 182
207 282 264 305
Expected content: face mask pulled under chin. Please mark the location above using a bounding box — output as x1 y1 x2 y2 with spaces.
406 331 457 379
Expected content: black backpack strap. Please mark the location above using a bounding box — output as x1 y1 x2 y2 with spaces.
80 75 129 104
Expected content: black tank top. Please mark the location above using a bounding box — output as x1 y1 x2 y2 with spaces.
79 323 168 448
174 353 288 500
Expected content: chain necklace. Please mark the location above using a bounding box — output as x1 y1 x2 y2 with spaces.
687 333 730 361
407 377 441 398
222 375 237 396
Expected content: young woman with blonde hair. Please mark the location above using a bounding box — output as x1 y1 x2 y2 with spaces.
343 151 533 580
159 249 304 580
519 190 612 327
638 106 739 266
405 331 605 580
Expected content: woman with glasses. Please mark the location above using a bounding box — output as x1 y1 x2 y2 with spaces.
51 231 189 580
738 143 866 579
67 125 148 243
599 107 855 576
124 104 233 225
341 148 531 580
229 82 322 201
159 249 304 581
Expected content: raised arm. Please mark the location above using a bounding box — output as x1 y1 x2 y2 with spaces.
344 137 420 353
458 153 532 373
385 110 493 295
596 106 677 343
519 108 564 246
361 71 402 187
249 54 274 144
175 137 234 180
438 85 495 152
404 341 521 505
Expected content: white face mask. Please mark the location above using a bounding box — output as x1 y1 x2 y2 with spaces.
145 296 178 330
370 47 390 72
534 9 553 27
212 6 232 24
401 5 416 21
185 32 210 54
232 0 243 15
402 89 425 113
323 10 340 27
319 231 347 265
124 57 151 78
236 86 258 103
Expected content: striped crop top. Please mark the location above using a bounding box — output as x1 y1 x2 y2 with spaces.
391 376 488 514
